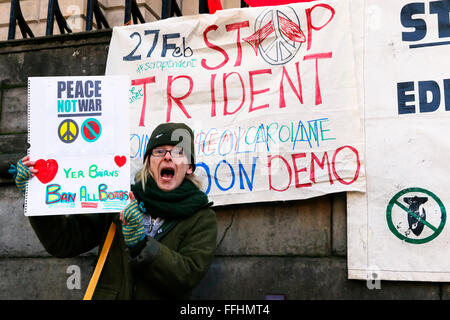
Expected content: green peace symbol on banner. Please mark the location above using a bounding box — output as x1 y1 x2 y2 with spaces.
386 187 446 244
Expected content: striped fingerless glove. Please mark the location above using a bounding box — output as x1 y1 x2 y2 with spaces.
121 199 146 247
10 160 32 195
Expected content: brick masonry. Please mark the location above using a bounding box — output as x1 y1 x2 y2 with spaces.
0 31 449 300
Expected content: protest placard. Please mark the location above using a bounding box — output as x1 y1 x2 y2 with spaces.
25 76 131 216
348 0 450 281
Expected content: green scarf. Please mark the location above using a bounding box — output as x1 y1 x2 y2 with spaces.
131 175 210 220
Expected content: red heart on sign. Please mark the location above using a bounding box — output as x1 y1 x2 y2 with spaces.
114 155 127 167
34 159 58 184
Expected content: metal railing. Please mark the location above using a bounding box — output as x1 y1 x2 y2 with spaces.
7 0 224 40
87 0 110 31
46 0 72 36
8 0 34 39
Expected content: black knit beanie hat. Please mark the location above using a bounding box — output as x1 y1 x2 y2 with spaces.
143 122 196 171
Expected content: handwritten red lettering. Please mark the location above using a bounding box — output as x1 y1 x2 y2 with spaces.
201 25 229 70
291 153 312 188
268 154 292 192
280 61 303 108
268 146 360 192
249 69 272 113
306 4 335 51
166 75 193 122
332 145 360 185
310 152 333 184
303 52 332 105
210 73 217 117
223 72 246 115
225 21 250 67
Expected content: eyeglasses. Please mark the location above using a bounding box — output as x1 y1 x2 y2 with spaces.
151 147 185 158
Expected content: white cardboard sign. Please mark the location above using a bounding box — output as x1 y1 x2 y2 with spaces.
347 0 450 281
25 76 131 216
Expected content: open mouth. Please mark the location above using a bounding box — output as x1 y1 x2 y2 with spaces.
160 168 175 180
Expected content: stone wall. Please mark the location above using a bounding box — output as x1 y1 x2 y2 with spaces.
0 30 448 300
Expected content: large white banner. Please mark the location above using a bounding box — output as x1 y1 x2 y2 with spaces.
106 0 365 205
348 0 450 281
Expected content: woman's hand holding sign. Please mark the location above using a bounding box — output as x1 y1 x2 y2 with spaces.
120 191 146 247
11 156 39 195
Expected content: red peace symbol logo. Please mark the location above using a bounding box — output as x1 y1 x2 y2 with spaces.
244 6 306 65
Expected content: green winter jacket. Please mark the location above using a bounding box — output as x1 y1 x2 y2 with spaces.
28 206 217 300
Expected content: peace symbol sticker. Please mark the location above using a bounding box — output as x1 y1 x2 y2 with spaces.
81 118 102 143
58 119 78 143
386 187 446 244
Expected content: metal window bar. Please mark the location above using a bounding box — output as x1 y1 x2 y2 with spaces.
124 0 146 25
162 0 182 19
8 0 34 40
46 0 72 36
199 0 209 14
86 0 110 31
